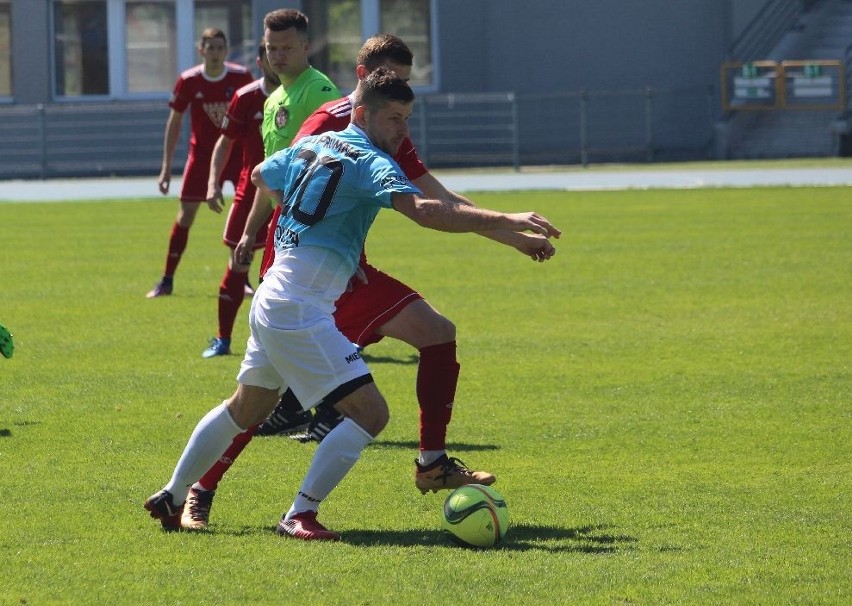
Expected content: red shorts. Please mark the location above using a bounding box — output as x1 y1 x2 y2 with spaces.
222 182 269 250
333 263 423 347
179 147 242 202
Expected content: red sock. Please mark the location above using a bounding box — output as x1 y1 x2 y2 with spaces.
198 424 257 491
417 341 460 452
164 223 189 277
217 268 247 339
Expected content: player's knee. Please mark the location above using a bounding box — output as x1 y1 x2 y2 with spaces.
425 312 455 343
227 385 280 429
177 203 200 227
176 214 195 228
353 402 389 437
407 303 456 345
336 388 389 437
364 405 389 436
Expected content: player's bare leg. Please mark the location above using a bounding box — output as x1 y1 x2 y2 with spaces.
377 299 496 492
145 384 279 530
277 380 389 541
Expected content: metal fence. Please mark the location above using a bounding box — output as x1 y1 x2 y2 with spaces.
411 86 718 169
0 101 167 180
0 86 718 180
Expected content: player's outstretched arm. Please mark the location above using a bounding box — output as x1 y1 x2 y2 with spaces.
206 134 236 214
392 192 561 239
412 171 556 259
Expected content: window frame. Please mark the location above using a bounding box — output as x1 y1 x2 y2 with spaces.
50 0 248 102
371 0 439 94
308 0 439 94
46 0 439 101
51 0 109 101
0 0 11 102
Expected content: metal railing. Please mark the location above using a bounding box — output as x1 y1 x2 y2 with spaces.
721 59 845 112
0 85 720 180
728 0 803 61
0 101 170 180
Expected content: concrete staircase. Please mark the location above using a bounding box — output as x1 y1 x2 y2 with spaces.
795 0 852 60
721 0 852 159
724 110 840 159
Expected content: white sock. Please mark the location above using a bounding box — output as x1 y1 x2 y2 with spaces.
163 402 243 504
418 450 445 467
285 417 372 519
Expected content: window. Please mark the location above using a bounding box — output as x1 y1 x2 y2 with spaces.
380 0 432 87
126 2 176 93
51 0 254 100
194 0 254 68
53 0 109 96
304 0 435 93
304 0 362 92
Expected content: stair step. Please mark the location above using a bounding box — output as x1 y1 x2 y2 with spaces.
727 0 846 158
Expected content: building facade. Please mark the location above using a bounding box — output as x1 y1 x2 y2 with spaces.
0 0 771 177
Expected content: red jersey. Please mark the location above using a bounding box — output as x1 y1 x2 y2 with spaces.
259 96 428 277
295 97 427 178
169 62 254 155
220 78 270 197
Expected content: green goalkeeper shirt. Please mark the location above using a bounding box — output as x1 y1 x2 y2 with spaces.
262 66 341 156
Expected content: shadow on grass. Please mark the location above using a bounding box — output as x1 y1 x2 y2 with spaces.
342 523 636 552
0 420 42 437
361 352 419 365
200 523 636 553
371 440 499 452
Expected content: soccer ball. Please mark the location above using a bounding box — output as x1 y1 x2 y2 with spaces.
441 484 509 548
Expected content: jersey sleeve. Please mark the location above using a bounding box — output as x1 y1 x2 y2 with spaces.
395 137 428 181
259 148 297 192
169 76 190 113
220 93 247 139
363 155 422 208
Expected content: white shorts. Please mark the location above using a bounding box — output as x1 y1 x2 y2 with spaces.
236 287 370 409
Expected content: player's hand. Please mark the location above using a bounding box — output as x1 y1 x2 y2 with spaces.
504 212 561 239
158 171 170 195
234 236 253 265
345 265 368 292
206 186 225 214
515 233 557 262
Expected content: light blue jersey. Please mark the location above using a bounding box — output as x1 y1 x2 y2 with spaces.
259 124 421 282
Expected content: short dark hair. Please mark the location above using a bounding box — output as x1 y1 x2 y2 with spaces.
356 66 415 111
200 28 227 48
357 34 413 71
263 9 308 34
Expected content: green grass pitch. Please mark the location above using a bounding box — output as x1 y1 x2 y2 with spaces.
0 185 849 604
